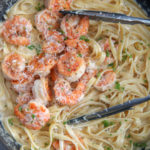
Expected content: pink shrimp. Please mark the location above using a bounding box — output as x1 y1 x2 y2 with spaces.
53 136 84 150
32 77 52 105
27 53 57 77
61 15 89 39
99 39 115 66
94 70 116 91
1 16 32 46
14 101 50 130
54 78 86 106
57 52 86 82
44 0 73 12
1 53 26 81
65 39 89 57
35 9 59 39
11 72 34 93
42 30 65 54
16 93 33 105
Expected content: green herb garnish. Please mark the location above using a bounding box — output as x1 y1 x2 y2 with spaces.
63 121 67 125
102 120 114 127
64 37 68 40
96 72 101 78
77 53 82 57
19 106 22 112
8 118 13 125
80 35 89 42
27 45 35 50
106 50 110 57
133 142 147 148
35 3 44 11
32 114 35 119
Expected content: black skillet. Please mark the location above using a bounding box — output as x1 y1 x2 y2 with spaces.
0 0 150 150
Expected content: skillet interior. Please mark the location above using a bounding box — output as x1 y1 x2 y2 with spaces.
0 0 149 150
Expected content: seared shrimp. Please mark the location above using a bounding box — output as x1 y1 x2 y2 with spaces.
27 53 57 77
35 9 59 38
53 136 84 150
57 52 86 82
54 78 85 106
65 39 89 57
1 16 32 46
2 53 26 80
42 30 65 54
99 39 114 66
32 77 52 105
94 70 116 91
16 93 33 104
14 101 50 130
61 15 89 39
44 0 72 12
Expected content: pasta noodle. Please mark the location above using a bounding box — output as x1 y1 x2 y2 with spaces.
0 0 150 149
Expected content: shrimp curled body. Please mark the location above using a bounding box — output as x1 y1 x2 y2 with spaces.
57 52 86 82
54 78 86 106
1 16 32 46
14 101 50 130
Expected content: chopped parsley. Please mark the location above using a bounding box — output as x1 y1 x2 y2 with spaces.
96 72 101 78
27 45 35 50
35 3 44 11
127 134 131 138
144 79 148 83
19 106 22 112
80 35 89 42
98 37 102 41
45 143 49 146
129 140 133 145
147 43 150 47
63 121 67 125
106 50 110 57
68 68 71 72
27 44 42 55
133 142 147 148
114 82 124 91
77 53 82 57
60 30 65 35
8 118 13 125
108 63 116 71
104 146 112 150
35 44 42 55
102 120 114 127
64 37 68 40
32 114 35 119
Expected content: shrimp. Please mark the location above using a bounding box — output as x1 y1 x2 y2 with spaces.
27 53 57 77
57 52 86 82
42 30 65 54
1 53 26 80
53 136 84 150
32 77 52 105
16 93 33 104
61 15 89 39
54 78 85 106
14 101 50 130
44 0 72 12
98 39 115 66
35 9 59 39
94 70 116 91
65 39 89 57
11 75 34 93
1 16 32 46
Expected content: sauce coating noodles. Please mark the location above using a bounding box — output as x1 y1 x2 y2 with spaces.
0 0 150 150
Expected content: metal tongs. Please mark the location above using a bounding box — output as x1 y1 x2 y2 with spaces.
65 95 150 125
60 10 150 125
60 10 150 26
